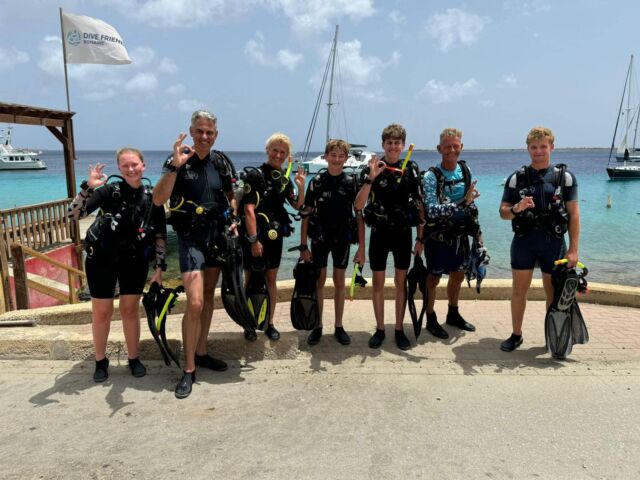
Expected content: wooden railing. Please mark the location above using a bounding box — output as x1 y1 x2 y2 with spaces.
0 198 74 261
10 243 86 310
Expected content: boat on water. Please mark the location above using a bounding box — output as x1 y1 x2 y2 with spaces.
300 25 376 174
610 55 640 163
0 127 47 171
607 55 640 179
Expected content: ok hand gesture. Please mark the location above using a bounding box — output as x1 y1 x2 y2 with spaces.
88 163 108 189
172 133 195 168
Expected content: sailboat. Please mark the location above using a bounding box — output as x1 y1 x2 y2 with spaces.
300 25 376 174
607 55 640 179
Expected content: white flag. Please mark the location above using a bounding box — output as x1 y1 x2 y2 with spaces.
61 11 131 65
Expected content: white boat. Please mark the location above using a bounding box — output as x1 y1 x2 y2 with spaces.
0 127 47 170
611 55 640 162
300 26 376 174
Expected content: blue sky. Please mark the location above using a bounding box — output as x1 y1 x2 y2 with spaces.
1 0 638 151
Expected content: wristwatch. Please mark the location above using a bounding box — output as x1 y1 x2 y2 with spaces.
363 177 373 185
246 234 258 243
510 205 520 216
165 162 179 173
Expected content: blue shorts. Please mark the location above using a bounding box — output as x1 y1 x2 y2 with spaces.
178 236 224 273
425 237 467 276
510 230 566 274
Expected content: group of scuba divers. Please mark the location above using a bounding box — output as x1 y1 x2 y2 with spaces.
67 109 589 399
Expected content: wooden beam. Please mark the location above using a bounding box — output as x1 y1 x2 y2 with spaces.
25 278 70 303
10 244 29 310
19 244 86 277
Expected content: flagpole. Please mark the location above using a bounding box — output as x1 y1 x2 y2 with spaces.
59 7 72 111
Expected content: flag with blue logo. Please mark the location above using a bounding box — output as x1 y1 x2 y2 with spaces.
61 12 131 65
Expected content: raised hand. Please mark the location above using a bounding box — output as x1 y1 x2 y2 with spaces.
367 155 384 180
464 180 481 205
88 163 107 189
172 133 195 167
294 164 306 190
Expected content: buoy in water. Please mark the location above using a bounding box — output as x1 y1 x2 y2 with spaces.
606 194 612 208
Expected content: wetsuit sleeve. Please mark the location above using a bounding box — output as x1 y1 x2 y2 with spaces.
563 170 578 202
216 151 235 193
161 154 177 175
151 204 167 268
284 178 298 208
151 204 167 235
69 184 111 219
303 176 318 208
409 162 422 198
357 167 370 188
501 172 519 204
67 187 94 220
423 170 458 219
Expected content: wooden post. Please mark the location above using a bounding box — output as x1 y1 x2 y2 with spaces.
10 244 29 310
0 234 10 312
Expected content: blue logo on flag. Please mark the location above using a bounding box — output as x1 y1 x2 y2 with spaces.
67 30 82 46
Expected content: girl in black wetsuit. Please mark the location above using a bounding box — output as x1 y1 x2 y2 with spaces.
68 148 167 382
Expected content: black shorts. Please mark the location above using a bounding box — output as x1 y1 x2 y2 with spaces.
425 237 468 276
242 235 284 270
311 238 351 269
86 254 149 299
178 236 224 273
511 230 566 274
369 226 412 271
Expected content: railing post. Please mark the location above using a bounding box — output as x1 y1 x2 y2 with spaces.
67 270 77 304
10 244 29 310
0 233 10 312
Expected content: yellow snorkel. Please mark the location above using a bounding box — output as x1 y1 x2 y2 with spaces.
281 155 294 192
397 143 415 183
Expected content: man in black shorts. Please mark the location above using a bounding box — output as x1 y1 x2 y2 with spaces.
499 126 580 352
355 124 424 350
299 139 365 345
153 109 237 398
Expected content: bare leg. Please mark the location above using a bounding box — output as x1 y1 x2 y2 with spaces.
182 270 205 373
394 268 408 329
447 271 465 307
316 267 327 327
333 268 346 328
119 294 142 359
91 298 114 361
511 269 534 335
372 270 386 330
195 267 220 355
542 272 554 310
266 268 279 326
426 274 441 313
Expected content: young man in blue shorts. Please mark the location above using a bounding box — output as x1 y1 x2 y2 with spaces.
499 126 580 352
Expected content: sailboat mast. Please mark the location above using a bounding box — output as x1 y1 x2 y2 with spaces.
325 25 339 144
608 54 633 163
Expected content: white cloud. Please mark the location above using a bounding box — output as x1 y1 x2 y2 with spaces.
37 36 108 80
265 0 375 33
479 99 495 108
418 78 479 104
129 46 156 66
500 73 518 87
167 83 186 95
388 10 406 25
244 31 303 71
158 57 178 74
178 99 202 112
125 73 158 93
425 8 489 52
84 89 118 102
0 46 29 70
503 0 551 15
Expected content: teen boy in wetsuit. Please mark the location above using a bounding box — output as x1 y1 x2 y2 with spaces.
240 132 306 341
299 139 366 346
422 128 481 339
153 109 238 399
499 126 580 352
354 124 425 350
68 148 166 383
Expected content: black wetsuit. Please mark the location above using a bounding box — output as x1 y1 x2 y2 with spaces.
502 164 578 273
82 182 166 298
241 163 297 270
163 151 235 272
359 159 422 271
304 170 358 269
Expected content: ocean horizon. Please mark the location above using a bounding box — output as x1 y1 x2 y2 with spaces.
1 148 638 286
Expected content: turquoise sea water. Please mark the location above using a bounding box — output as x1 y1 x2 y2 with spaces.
1 149 638 286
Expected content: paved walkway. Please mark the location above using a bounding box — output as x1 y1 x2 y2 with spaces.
1 299 639 478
